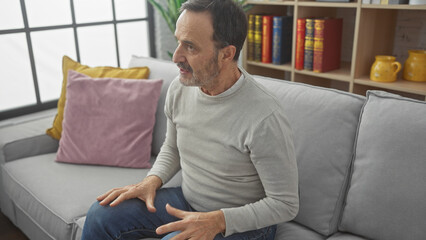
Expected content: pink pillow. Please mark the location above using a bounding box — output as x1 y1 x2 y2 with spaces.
56 70 163 168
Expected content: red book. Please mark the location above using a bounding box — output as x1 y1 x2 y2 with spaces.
313 18 343 73
262 15 273 63
295 18 306 70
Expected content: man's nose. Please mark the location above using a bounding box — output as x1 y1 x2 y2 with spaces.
172 45 184 63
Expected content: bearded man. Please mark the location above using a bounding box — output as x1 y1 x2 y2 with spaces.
82 0 299 239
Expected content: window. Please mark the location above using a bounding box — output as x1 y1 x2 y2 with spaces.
0 0 155 120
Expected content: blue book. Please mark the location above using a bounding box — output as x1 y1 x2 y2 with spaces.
272 16 293 65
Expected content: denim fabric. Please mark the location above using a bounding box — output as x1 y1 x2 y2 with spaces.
81 187 276 240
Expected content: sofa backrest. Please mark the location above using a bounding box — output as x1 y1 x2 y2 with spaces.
339 91 426 240
254 76 365 236
128 56 179 156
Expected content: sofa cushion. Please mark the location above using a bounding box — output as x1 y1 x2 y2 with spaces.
276 221 325 240
2 153 154 240
56 71 162 168
327 232 368 240
128 56 179 156
254 76 365 236
46 56 150 140
340 91 426 240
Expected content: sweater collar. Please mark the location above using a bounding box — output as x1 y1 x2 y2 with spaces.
198 66 246 99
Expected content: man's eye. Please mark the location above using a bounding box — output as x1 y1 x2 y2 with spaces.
187 45 194 51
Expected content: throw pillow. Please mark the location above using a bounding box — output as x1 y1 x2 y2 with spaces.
56 70 162 168
340 91 426 240
46 56 150 140
128 55 179 155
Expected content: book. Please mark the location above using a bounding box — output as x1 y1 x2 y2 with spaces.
254 15 263 62
295 18 306 70
247 15 255 61
272 16 293 65
262 15 273 63
313 18 343 73
304 18 315 70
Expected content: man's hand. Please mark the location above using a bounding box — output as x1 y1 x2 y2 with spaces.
156 204 226 240
96 175 162 212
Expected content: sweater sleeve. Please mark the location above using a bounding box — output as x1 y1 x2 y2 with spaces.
147 82 181 185
221 110 299 236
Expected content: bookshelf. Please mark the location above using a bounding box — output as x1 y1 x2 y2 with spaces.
243 0 426 100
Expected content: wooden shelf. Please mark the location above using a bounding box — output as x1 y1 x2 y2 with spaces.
295 62 352 82
247 0 295 6
243 0 426 100
247 61 292 71
355 77 426 96
361 4 426 10
297 2 358 8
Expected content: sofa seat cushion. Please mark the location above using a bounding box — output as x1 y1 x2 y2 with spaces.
2 153 155 239
340 91 426 240
254 76 365 236
276 221 325 240
327 232 368 240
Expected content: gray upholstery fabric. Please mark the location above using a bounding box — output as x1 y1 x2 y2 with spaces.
255 76 365 236
2 153 180 240
327 232 368 240
128 56 179 156
3 134 58 162
0 109 57 164
275 221 325 240
340 91 426 240
0 109 58 225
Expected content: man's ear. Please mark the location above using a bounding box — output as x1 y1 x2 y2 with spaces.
220 45 237 63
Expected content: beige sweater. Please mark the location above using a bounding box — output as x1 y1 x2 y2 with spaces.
148 68 299 236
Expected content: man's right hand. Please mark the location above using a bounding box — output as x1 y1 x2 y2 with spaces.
96 175 163 212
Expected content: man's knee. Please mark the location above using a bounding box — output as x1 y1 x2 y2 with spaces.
85 201 112 228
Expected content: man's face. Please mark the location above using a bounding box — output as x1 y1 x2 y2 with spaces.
172 10 220 89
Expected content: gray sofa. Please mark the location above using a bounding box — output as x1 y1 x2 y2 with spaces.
1 56 425 240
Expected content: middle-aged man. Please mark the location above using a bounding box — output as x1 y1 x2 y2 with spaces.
81 0 299 239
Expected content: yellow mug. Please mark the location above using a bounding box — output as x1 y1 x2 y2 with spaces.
370 56 401 82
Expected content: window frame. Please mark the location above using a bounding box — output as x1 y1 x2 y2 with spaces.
0 0 156 120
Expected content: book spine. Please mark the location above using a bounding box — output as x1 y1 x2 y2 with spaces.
313 19 325 73
281 16 293 64
254 15 263 62
295 18 306 70
262 15 273 63
247 15 255 61
272 16 283 65
304 18 315 70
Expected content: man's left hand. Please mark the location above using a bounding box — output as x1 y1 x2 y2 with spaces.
156 204 226 240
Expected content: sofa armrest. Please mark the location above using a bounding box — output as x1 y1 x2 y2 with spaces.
0 109 58 164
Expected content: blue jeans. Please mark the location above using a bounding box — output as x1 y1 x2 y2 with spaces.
82 187 276 240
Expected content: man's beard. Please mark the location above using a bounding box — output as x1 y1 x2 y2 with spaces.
177 52 220 88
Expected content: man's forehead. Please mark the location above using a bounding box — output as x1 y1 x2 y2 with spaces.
176 10 214 39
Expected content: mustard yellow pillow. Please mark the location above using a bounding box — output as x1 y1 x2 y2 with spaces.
46 56 150 140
